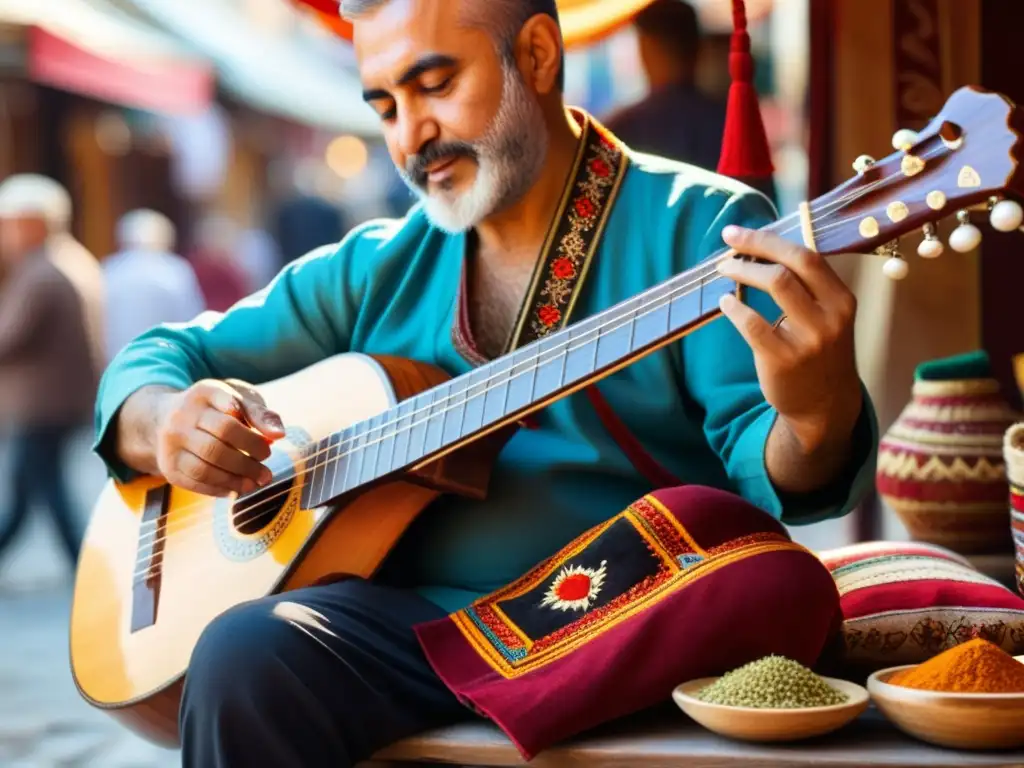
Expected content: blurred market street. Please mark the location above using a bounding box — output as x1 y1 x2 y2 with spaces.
0 430 176 768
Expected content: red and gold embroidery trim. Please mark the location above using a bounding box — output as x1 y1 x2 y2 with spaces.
450 107 628 426
505 111 628 351
452 110 628 362
450 495 801 679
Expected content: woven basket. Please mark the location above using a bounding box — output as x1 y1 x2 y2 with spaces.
877 377 1018 553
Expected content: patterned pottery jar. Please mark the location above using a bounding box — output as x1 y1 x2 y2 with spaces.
1005 423 1024 597
877 377 1019 554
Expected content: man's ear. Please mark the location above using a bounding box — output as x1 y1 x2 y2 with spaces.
515 13 563 94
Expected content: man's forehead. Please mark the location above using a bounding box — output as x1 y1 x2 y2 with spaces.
353 0 472 78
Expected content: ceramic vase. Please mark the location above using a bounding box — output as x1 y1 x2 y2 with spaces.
1005 423 1024 597
877 376 1019 554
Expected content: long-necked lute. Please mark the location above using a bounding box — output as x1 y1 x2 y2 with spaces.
69 86 1024 747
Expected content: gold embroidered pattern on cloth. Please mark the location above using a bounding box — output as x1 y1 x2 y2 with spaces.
448 495 798 679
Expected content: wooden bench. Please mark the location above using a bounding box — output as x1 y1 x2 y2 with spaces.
361 703 1024 767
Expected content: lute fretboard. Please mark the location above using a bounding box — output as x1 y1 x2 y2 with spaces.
296 215 808 509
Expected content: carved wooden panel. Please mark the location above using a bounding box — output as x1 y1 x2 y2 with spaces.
892 0 948 131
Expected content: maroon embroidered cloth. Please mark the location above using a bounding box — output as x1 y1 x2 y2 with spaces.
415 485 842 759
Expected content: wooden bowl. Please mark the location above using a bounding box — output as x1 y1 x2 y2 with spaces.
867 665 1024 749
671 676 869 743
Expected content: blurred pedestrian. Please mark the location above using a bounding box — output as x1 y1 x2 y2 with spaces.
188 214 249 312
0 175 101 568
604 0 726 171
103 208 206 363
604 0 777 202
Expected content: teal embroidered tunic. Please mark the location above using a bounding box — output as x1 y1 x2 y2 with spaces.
93 114 878 614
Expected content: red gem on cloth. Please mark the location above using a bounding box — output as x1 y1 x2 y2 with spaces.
540 561 608 612
551 257 576 280
589 158 611 178
537 304 561 327
574 197 596 218
556 574 592 601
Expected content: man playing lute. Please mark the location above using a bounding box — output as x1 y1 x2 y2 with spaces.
95 0 876 764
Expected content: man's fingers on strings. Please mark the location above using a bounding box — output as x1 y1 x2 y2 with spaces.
176 452 254 497
196 409 274 464
715 258 821 324
188 429 270 486
718 293 785 353
720 225 842 297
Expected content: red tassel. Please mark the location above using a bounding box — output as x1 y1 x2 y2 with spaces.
717 0 774 180
292 0 339 14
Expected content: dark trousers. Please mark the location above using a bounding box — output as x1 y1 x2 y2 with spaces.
0 425 81 566
180 578 473 767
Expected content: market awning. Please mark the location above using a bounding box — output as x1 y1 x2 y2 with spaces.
124 0 381 136
0 0 214 115
288 0 658 49
290 0 776 47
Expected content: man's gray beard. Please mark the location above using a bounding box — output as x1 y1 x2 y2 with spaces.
398 64 549 234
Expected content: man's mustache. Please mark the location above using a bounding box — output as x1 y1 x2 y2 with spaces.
406 142 478 188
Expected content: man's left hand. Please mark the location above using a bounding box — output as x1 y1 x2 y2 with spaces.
715 225 863 453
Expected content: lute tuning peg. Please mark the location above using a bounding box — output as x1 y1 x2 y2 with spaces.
877 240 909 281
882 256 910 281
949 210 982 253
852 155 875 173
891 129 920 151
917 222 944 259
989 197 1024 232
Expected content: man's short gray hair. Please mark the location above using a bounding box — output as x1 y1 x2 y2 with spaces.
341 0 564 88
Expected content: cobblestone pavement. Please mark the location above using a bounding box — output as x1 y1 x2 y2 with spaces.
0 589 178 768
0 430 177 767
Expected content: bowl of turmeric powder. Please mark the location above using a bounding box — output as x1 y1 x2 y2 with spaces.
867 638 1024 749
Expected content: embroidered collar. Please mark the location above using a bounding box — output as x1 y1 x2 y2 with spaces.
452 108 629 364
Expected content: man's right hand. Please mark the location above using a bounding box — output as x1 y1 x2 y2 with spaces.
149 380 286 497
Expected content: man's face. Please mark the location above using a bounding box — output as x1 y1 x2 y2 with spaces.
354 0 548 233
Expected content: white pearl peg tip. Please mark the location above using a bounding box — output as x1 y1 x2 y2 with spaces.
949 222 982 253
852 155 875 173
892 129 920 151
917 238 944 259
883 257 910 280
990 199 1024 232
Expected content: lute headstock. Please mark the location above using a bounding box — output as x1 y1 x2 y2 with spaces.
809 85 1024 279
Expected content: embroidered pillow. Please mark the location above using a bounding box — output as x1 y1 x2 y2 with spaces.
414 485 842 760
818 541 1024 675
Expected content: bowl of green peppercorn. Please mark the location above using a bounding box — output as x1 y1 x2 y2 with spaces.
672 655 870 743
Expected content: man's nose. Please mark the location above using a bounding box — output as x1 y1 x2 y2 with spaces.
395 102 438 160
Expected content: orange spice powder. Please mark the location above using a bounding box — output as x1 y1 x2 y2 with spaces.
888 638 1024 693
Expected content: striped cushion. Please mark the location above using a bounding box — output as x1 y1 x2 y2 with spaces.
818 541 1024 672
1006 423 1024 595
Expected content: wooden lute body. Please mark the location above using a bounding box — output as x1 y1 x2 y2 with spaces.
69 353 514 746
69 86 1024 748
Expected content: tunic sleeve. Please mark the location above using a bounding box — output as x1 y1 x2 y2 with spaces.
93 224 381 482
678 189 879 524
